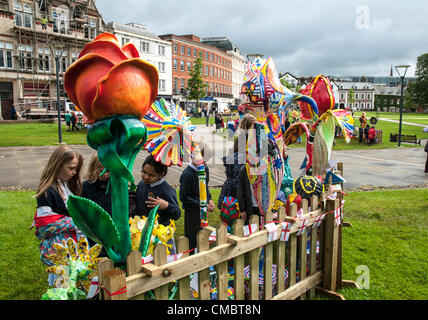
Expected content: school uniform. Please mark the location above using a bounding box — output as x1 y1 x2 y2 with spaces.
237 165 261 225
81 179 111 216
179 163 212 251
135 178 181 226
34 182 85 284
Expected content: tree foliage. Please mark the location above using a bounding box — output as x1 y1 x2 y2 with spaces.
407 53 428 107
187 57 207 105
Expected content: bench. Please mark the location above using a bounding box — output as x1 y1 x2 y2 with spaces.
390 133 421 145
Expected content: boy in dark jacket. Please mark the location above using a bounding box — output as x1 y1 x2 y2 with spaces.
179 150 215 252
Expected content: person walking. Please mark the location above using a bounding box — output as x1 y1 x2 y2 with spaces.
423 127 428 173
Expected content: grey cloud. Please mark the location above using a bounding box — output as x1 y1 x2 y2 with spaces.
97 0 428 77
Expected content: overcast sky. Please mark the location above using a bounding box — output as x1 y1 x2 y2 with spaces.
96 0 427 78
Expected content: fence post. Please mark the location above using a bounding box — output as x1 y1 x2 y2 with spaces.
97 257 114 300
248 214 260 300
197 227 213 300
153 243 168 300
276 206 286 294
308 195 319 299
102 268 127 300
233 219 245 300
299 199 308 300
288 203 298 288
216 223 228 300
177 236 190 300
127 250 144 300
322 199 340 292
336 162 344 290
264 211 273 299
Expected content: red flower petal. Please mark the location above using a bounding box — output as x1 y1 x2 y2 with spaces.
64 54 114 122
79 40 128 65
122 43 140 59
91 59 158 120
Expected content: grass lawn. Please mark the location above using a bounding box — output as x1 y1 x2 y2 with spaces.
0 123 88 146
1 188 427 300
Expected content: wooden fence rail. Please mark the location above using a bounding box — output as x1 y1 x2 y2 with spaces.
98 194 346 301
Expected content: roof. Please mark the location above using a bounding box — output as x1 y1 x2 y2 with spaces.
106 21 161 41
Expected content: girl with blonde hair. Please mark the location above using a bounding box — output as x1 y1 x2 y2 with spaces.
32 145 85 283
81 153 111 216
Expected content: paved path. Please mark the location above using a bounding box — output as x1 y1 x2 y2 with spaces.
0 124 427 190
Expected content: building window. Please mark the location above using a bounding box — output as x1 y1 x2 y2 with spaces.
139 41 150 53
361 102 365 109
158 79 165 91
23 3 32 28
158 45 165 56
205 65 208 75
367 102 371 109
173 59 177 70
121 37 130 47
187 61 191 72
340 93 344 100
173 44 178 53
37 48 50 72
180 60 184 72
180 46 185 54
367 93 371 100
361 93 365 100
193 49 197 57
18 45 33 70
210 53 213 61
205 52 209 60
181 78 185 89
0 42 14 69
187 47 191 56
158 61 165 73
173 77 178 91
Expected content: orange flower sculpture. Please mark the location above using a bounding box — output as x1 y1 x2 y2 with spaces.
65 33 158 123
64 33 160 264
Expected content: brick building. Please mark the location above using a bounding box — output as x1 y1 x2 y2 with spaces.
158 33 233 113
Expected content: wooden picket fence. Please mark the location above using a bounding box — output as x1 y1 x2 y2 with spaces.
97 166 353 300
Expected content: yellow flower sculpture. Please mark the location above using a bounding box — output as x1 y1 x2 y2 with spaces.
129 215 175 255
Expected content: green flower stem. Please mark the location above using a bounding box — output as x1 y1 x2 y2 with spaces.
110 171 131 262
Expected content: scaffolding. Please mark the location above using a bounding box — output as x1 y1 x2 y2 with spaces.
11 0 95 114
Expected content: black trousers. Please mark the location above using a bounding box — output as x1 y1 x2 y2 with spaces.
184 207 202 253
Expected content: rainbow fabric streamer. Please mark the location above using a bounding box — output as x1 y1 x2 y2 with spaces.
142 99 195 167
192 142 208 228
246 123 283 221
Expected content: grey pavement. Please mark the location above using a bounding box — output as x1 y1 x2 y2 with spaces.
0 124 427 190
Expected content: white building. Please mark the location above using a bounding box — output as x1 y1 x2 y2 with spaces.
106 22 172 100
335 81 375 111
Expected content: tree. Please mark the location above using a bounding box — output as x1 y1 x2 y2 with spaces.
348 88 355 110
407 53 428 107
187 57 208 111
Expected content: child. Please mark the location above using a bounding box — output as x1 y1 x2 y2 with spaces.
65 111 71 132
179 148 215 252
33 145 85 284
368 126 376 146
81 154 111 216
81 154 111 257
136 155 181 252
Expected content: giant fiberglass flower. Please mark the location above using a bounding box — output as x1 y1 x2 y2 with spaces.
65 33 158 124
64 33 160 264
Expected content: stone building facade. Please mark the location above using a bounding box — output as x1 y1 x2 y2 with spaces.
0 0 104 119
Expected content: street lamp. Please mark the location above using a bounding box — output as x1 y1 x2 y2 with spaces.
395 64 410 147
49 44 65 144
